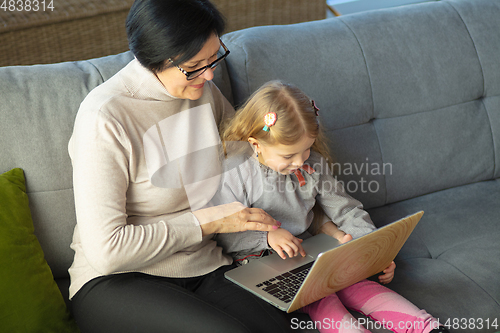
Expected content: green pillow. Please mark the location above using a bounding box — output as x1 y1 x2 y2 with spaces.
0 168 79 332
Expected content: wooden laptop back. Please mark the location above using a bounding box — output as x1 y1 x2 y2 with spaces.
288 211 423 313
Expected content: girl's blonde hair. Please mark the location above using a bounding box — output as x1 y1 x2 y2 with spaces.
221 80 332 162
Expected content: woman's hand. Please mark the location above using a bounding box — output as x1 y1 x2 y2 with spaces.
379 261 396 284
194 202 281 236
268 228 306 259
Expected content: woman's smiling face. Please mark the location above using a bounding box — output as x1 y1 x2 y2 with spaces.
155 33 221 100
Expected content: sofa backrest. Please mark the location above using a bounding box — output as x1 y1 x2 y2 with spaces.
220 0 500 209
0 51 233 279
0 52 134 278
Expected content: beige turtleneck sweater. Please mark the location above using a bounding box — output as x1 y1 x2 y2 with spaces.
68 59 234 298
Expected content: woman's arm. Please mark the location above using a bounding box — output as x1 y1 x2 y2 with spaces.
195 203 279 236
70 108 207 275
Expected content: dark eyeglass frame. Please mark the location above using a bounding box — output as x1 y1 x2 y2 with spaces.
169 39 230 81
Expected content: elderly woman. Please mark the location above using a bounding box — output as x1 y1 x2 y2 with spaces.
68 0 289 332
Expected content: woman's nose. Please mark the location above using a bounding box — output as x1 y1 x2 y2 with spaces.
202 67 215 81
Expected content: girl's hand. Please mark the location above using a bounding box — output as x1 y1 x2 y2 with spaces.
379 261 396 284
318 221 352 244
339 233 353 244
195 202 281 236
268 228 306 259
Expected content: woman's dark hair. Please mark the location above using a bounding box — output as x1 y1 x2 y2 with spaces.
126 0 226 73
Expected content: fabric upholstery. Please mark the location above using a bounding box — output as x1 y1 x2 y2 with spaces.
367 179 500 321
0 52 134 278
221 0 500 207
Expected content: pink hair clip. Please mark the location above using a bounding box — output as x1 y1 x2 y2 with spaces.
312 100 320 116
263 112 277 131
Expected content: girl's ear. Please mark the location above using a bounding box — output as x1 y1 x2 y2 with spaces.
247 137 260 150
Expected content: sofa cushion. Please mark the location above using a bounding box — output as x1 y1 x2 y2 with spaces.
367 179 500 325
0 168 78 332
0 52 134 279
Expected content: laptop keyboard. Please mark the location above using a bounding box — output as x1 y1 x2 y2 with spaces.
255 261 314 303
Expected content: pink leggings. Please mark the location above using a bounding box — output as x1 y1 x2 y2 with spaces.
301 280 440 333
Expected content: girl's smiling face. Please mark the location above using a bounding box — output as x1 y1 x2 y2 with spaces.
249 135 316 174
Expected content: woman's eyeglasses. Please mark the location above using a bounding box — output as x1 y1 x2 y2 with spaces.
169 39 230 81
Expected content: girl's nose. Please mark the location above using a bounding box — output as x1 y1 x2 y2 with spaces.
293 157 305 168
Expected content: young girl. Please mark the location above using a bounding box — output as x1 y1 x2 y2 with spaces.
211 81 449 333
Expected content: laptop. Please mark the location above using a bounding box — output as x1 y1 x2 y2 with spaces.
225 211 423 313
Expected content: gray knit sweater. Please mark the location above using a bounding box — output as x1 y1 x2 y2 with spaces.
213 149 376 258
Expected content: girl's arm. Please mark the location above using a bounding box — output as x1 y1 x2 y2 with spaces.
316 187 375 239
317 221 353 244
312 156 376 239
310 155 395 283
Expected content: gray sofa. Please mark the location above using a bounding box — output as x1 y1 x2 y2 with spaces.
1 0 499 332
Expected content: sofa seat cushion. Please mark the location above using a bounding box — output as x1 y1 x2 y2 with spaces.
0 168 78 332
367 179 500 328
